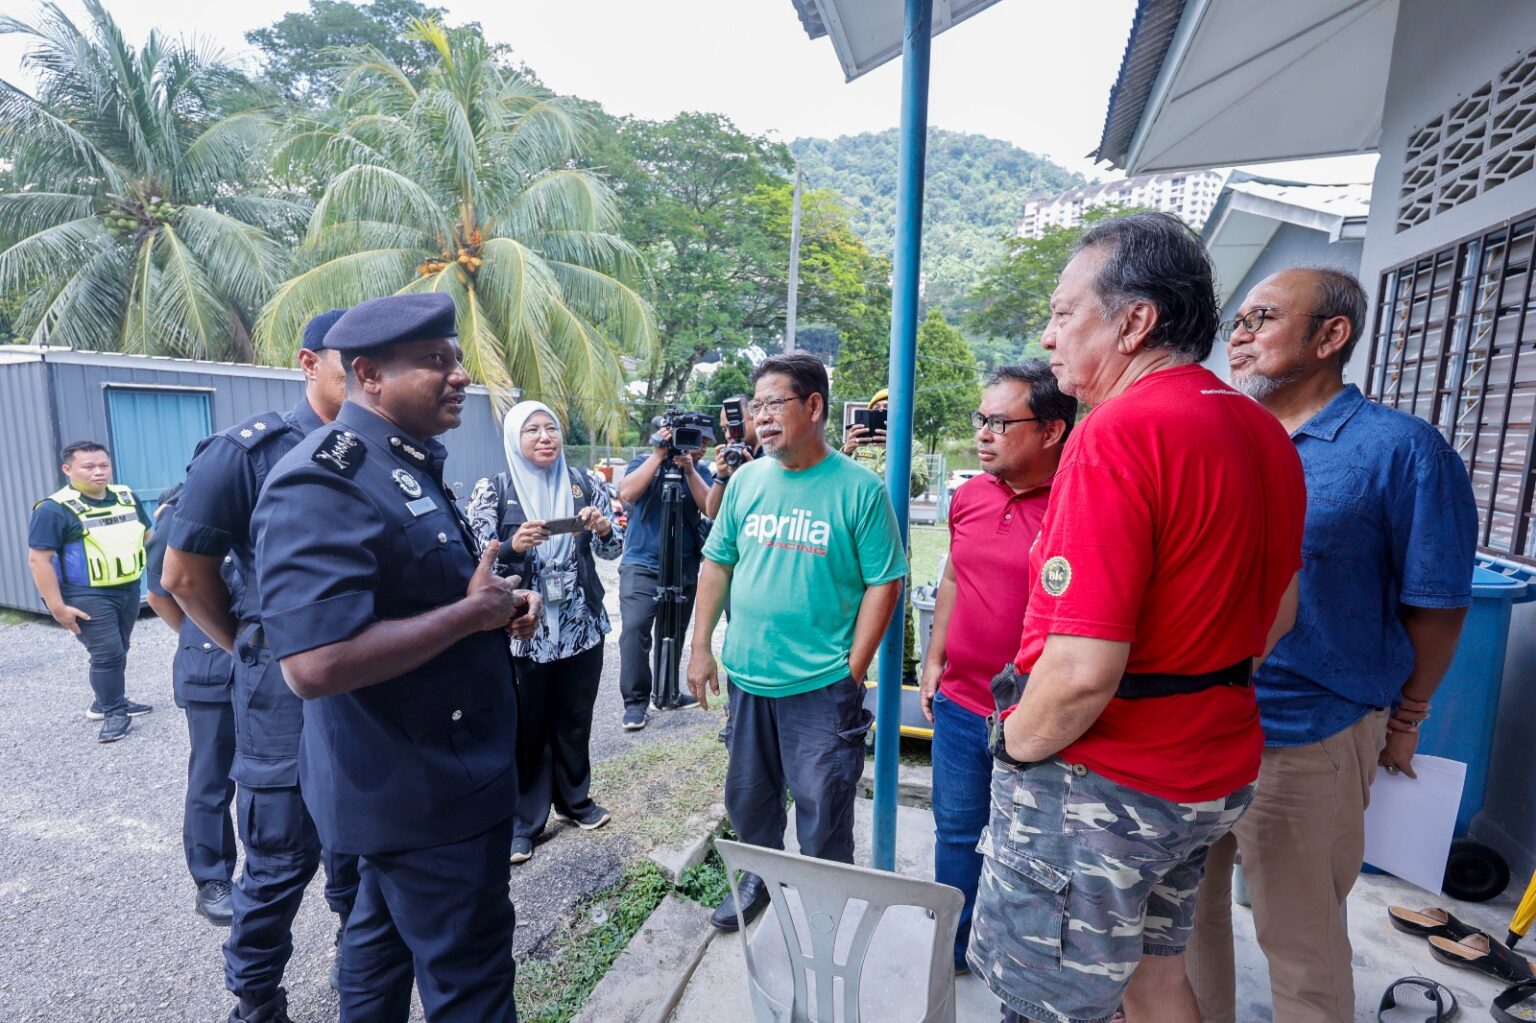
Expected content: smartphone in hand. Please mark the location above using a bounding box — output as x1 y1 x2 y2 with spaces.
542 516 585 535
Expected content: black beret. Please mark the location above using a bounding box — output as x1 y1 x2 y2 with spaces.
323 293 459 352
300 308 347 352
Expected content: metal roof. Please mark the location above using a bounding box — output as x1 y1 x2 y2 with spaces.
789 0 1009 81
1202 172 1371 304
1094 0 1400 174
1093 0 1190 168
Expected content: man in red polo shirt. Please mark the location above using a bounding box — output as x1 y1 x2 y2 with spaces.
968 213 1305 1023
919 360 1075 975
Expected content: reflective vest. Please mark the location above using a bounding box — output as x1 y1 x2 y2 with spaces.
43 485 146 588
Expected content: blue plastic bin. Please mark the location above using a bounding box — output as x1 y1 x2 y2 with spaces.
1416 563 1532 836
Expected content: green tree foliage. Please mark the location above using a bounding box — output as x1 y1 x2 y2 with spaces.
586 110 889 413
833 308 980 453
0 0 304 358
791 129 1083 311
964 203 1147 364
257 20 654 434
245 0 450 105
684 353 754 411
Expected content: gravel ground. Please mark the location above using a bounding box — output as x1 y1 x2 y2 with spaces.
0 559 725 1022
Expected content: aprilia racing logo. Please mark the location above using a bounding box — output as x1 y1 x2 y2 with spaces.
743 508 831 555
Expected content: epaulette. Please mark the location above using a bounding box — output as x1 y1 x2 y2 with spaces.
224 411 289 452
312 428 365 479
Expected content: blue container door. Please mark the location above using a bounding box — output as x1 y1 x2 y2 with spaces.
105 388 213 521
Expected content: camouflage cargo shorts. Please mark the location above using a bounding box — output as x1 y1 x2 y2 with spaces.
966 758 1253 1023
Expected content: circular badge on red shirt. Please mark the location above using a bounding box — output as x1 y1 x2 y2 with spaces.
1041 556 1072 596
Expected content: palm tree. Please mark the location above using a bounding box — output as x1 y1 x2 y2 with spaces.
0 1 304 359
260 20 654 430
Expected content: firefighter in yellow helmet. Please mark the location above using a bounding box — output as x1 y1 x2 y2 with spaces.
27 441 154 742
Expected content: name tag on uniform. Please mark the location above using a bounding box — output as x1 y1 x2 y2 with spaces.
406 496 438 517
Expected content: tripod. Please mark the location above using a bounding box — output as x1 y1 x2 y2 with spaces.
650 460 691 708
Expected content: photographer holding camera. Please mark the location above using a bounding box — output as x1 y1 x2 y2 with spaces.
704 395 760 520
616 412 715 730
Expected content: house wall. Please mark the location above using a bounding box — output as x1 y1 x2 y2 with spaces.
1 350 508 613
1351 0 1536 883
1203 223 1364 382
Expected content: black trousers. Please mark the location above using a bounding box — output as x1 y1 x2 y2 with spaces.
617 565 696 709
512 643 604 841
69 588 138 714
339 817 517 1023
724 677 872 864
183 700 237 886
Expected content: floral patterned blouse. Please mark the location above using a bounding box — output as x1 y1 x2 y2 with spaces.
465 468 623 663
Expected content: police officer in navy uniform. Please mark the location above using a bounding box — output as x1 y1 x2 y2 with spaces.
145 484 241 925
163 311 358 1023
252 292 538 1023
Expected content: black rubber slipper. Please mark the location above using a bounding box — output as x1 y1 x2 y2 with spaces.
1378 976 1458 1022
1494 979 1536 1023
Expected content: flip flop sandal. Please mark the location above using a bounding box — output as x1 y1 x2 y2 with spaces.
1388 905 1479 942
1494 979 1536 1022
1378 976 1459 1022
1427 933 1536 984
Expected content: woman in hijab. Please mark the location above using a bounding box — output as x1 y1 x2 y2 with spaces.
467 401 623 864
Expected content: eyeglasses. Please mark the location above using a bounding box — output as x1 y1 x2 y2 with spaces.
521 424 562 439
747 395 808 417
1220 307 1329 342
971 411 1039 434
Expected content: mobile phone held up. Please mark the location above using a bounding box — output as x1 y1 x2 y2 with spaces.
542 516 585 535
852 406 887 440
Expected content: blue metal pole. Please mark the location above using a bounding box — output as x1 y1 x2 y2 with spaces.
872 0 932 873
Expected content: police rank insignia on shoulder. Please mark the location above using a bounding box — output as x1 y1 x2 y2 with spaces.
392 469 423 499
313 429 364 478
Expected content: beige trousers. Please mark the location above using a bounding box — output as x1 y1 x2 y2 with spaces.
1185 709 1388 1023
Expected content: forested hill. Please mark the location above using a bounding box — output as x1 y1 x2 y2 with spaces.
789 129 1085 309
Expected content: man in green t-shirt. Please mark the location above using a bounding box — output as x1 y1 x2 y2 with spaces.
688 352 906 932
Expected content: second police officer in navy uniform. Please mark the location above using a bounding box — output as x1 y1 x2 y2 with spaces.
163 312 358 1023
252 293 539 1023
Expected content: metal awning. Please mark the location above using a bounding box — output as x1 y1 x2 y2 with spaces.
790 0 1007 80
1202 173 1370 304
1095 0 1401 173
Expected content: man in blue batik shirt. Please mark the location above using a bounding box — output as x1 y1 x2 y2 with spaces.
1187 267 1478 1023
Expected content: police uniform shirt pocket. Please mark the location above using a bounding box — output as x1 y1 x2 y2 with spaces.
401 515 462 600
398 691 506 794
176 637 227 689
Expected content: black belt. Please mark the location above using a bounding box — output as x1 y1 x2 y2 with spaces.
986 659 1253 769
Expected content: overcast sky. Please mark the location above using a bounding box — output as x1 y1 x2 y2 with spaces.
0 0 1376 184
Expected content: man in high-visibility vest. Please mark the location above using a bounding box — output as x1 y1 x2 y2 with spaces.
27 440 154 742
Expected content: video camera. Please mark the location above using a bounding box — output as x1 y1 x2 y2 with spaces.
649 407 716 456
720 397 751 469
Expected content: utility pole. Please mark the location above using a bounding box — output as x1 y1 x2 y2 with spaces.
785 162 803 352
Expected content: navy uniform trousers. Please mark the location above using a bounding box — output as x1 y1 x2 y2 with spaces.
338 818 517 1022
183 699 237 885
223 639 359 1002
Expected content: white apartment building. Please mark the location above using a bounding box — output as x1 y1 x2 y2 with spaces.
1018 170 1228 238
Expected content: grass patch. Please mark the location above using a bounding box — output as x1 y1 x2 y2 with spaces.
0 608 39 626
592 730 729 848
515 861 674 1023
908 525 949 588
516 826 740 1023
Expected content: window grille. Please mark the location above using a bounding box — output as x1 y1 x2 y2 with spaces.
1367 210 1536 560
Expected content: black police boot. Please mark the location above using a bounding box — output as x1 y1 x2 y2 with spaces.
195 880 233 926
711 872 770 932
228 988 293 1023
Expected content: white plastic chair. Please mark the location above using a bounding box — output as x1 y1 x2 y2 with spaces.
714 838 964 1023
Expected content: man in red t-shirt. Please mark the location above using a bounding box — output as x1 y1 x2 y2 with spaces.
918 360 1075 975
968 213 1304 1023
